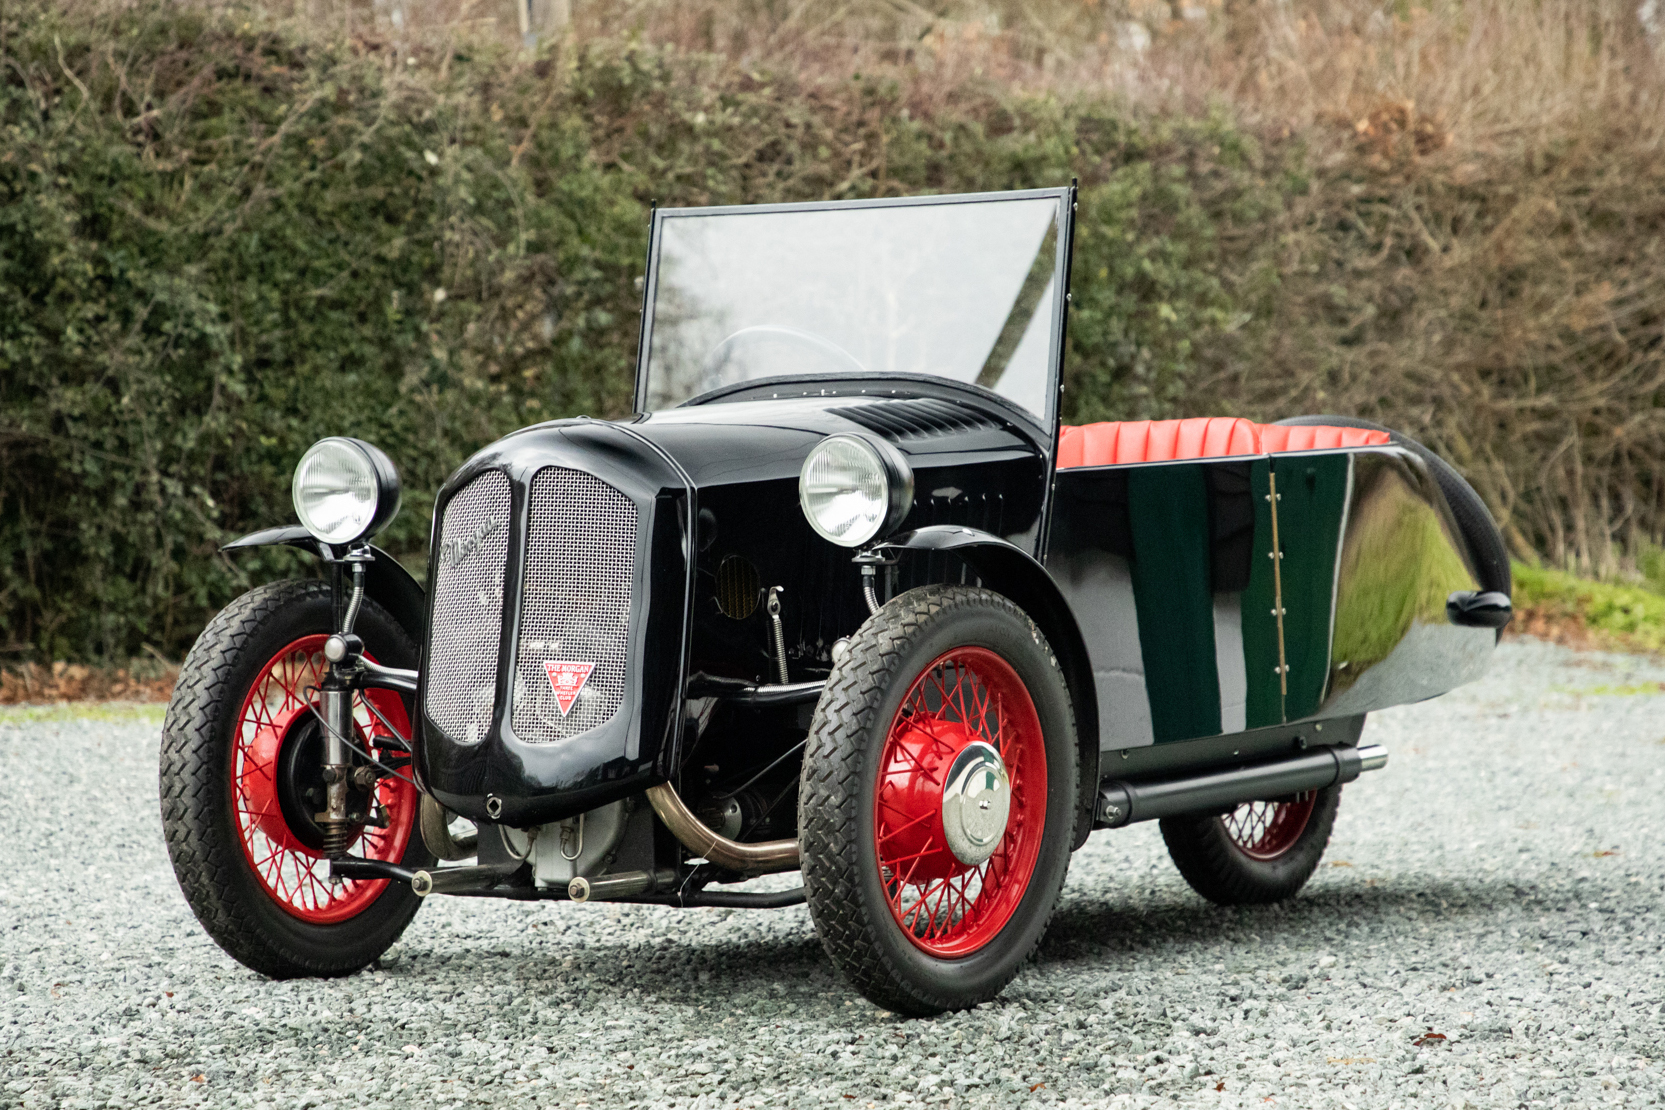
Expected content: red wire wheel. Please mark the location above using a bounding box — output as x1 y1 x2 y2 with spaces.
1220 793 1317 861
230 634 417 924
873 647 1047 958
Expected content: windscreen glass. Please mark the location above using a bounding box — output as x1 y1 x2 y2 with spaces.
641 195 1065 420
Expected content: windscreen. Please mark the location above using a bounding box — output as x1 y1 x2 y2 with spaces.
640 193 1067 421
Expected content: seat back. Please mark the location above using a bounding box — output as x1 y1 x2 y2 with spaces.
1056 418 1390 468
1056 418 1259 468
1253 423 1392 453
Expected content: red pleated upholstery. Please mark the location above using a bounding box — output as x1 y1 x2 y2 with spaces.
1056 418 1391 468
1056 418 1259 468
1253 424 1392 453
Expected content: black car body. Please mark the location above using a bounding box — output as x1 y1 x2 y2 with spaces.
166 187 1511 1013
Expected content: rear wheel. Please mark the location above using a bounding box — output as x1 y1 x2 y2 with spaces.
799 586 1077 1015
1159 784 1342 905
160 579 432 977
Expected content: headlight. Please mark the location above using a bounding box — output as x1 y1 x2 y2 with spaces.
799 434 913 547
292 437 402 546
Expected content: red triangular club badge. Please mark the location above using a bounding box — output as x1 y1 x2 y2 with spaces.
543 660 596 716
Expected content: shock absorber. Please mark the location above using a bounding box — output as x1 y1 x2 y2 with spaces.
317 557 367 859
318 683 355 858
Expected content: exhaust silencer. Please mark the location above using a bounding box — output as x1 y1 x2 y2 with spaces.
1096 744 1388 829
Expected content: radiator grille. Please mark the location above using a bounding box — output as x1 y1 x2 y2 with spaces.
424 470 513 745
511 467 637 743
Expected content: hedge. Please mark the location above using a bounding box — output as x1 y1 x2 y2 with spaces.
5 2 1663 661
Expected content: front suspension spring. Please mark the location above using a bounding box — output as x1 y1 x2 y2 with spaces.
319 820 354 859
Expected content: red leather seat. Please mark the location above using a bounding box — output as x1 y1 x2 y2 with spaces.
1253 423 1393 453
1056 418 1390 468
1055 418 1257 468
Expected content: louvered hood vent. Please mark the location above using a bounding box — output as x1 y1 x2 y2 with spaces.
837 398 1004 441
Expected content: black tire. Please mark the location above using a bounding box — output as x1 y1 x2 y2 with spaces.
1159 785 1342 905
159 579 433 978
798 585 1078 1016
1272 415 1511 597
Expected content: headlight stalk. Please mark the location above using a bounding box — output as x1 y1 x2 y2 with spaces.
852 547 901 616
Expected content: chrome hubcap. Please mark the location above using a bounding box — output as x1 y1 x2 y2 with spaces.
940 741 1011 866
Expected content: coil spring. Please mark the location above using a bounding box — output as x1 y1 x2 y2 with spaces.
319 820 353 859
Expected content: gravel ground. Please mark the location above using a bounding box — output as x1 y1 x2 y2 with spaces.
3 637 1665 1110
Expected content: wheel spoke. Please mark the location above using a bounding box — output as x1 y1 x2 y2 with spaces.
948 663 973 725
894 836 936 891
878 843 950 868
869 643 1048 957
948 872 972 928
927 666 953 718
970 680 993 744
928 876 957 934
875 802 937 842
1223 793 1314 860
883 734 943 784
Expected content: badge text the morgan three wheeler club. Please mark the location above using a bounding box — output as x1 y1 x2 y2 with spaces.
160 187 1512 1015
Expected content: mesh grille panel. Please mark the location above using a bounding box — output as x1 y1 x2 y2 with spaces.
424 470 512 745
512 467 637 743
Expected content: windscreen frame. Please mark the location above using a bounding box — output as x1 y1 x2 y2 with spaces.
632 188 1077 443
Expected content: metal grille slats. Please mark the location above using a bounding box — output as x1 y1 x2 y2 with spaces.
839 398 1003 440
424 470 512 745
512 467 637 743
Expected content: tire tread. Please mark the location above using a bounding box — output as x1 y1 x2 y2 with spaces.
799 585 1075 1015
1159 785 1341 905
159 579 424 978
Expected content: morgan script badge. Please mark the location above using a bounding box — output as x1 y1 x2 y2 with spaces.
439 516 504 570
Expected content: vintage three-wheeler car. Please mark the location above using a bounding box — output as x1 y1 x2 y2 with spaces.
160 187 1513 1015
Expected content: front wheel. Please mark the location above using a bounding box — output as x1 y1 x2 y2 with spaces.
1159 784 1342 905
799 585 1078 1016
159 579 432 977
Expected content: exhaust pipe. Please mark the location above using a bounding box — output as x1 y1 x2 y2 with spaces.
330 856 417 884
1096 744 1388 828
645 783 800 874
568 868 678 903
409 860 522 897
418 796 479 862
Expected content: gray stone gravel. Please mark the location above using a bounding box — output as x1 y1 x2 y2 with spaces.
4 637 1665 1109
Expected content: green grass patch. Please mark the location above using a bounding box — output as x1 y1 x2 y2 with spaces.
1512 561 1665 655
0 702 167 726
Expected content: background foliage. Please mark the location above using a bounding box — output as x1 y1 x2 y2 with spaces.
4 0 1664 662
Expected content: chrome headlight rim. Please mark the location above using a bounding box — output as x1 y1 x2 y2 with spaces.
798 433 914 548
291 436 403 547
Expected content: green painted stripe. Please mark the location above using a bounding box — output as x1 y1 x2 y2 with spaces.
1126 465 1222 743
1244 455 1351 726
